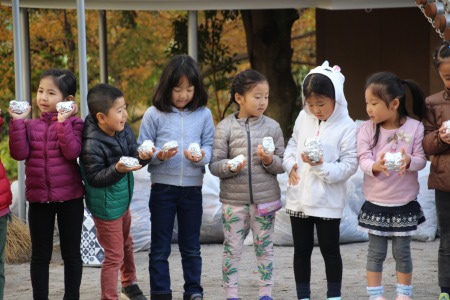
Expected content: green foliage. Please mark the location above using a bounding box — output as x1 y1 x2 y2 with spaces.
0 135 17 181
168 11 240 121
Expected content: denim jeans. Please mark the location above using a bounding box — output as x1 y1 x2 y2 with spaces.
149 184 203 298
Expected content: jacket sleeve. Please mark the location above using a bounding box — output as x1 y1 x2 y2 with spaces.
357 121 376 177
57 116 83 160
422 100 450 155
209 119 238 179
9 119 29 161
264 122 285 175
138 107 163 166
282 112 303 174
194 108 215 167
310 122 358 183
127 125 151 167
405 122 427 172
81 141 125 188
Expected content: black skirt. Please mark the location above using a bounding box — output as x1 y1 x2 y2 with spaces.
357 200 425 237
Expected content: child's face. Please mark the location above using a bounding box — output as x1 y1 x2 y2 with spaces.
36 77 65 113
365 86 398 127
438 60 450 90
236 81 269 119
98 96 128 136
171 76 194 110
305 93 335 121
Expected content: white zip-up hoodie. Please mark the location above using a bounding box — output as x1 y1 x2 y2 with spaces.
283 61 358 218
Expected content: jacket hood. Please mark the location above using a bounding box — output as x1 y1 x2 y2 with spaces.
302 60 349 123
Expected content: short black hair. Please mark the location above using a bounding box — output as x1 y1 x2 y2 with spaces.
87 83 124 121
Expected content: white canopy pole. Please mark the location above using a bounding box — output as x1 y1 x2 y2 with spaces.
188 11 198 61
77 0 88 119
12 0 27 221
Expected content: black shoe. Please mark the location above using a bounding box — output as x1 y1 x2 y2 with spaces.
121 284 148 300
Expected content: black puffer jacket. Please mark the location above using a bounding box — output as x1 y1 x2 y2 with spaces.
80 114 149 220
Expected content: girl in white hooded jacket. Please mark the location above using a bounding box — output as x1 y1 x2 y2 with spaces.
283 61 358 300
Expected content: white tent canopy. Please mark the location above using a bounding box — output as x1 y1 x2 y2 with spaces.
1 0 415 10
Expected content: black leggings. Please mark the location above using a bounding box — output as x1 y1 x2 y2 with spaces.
290 216 342 284
28 198 84 300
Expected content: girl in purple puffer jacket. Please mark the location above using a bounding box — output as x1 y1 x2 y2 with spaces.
9 69 85 300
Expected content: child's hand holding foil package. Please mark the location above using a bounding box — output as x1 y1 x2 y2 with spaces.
116 156 142 173
157 140 178 161
227 154 246 173
9 100 31 119
184 143 204 163
302 137 323 165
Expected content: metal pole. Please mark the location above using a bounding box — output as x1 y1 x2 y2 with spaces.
12 0 27 221
99 10 108 84
77 0 88 119
188 11 198 61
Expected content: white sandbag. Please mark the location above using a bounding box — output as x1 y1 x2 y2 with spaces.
413 161 437 242
130 168 151 251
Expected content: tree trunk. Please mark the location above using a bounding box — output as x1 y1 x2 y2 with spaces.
241 9 300 143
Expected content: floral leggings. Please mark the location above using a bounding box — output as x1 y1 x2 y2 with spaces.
221 203 275 299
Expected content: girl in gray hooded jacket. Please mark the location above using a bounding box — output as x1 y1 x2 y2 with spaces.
209 69 285 300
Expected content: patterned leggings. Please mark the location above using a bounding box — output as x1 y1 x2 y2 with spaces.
221 203 275 299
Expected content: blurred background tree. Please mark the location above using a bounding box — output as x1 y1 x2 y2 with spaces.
0 6 315 180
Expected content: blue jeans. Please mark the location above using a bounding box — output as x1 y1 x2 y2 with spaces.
149 184 203 298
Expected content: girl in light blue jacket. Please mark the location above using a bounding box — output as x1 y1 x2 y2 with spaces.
138 55 214 300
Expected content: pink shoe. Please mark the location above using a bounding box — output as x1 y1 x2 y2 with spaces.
395 295 412 300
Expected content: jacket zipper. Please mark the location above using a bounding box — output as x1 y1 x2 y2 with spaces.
44 124 50 201
245 118 254 204
180 112 184 186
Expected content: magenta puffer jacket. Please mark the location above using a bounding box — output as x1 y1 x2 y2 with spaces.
9 112 85 202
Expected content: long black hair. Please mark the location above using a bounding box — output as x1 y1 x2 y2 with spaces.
152 54 208 112
40 69 76 99
222 69 267 119
366 72 425 148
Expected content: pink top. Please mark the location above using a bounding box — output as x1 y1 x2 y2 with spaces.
357 117 426 205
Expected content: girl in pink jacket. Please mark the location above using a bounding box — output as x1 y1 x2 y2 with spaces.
9 69 85 300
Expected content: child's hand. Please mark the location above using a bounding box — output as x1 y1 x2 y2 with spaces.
256 145 273 166
372 152 389 176
438 126 450 144
227 160 246 173
58 103 79 122
9 106 31 120
300 153 323 166
138 146 156 161
115 161 142 173
398 148 411 176
288 163 300 186
157 148 178 161
183 149 205 163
